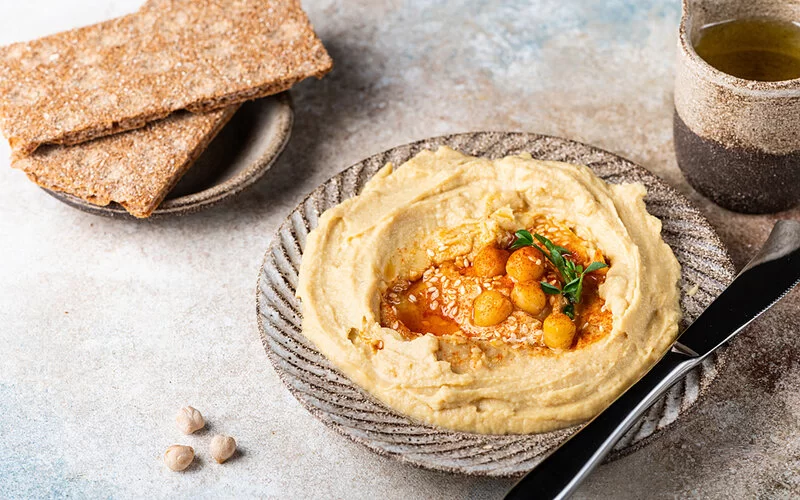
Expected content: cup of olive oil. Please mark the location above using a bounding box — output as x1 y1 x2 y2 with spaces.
694 18 800 82
674 0 800 213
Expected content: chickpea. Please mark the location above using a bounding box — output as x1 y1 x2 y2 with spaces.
506 247 546 282
210 434 237 464
164 445 195 472
472 290 513 327
175 406 205 434
473 246 510 278
511 282 547 316
543 312 577 349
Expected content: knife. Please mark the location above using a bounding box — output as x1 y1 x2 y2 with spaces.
505 220 800 500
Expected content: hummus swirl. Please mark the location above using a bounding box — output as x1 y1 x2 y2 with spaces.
297 147 681 434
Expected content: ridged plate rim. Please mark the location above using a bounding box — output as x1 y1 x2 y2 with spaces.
255 131 736 477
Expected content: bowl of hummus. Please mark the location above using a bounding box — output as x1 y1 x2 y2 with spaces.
257 132 735 475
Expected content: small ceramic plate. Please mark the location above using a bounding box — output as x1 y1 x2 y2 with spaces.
44 92 293 218
256 132 736 477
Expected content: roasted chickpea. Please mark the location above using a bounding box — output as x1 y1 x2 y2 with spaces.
472 290 513 327
543 312 577 349
506 246 546 282
510 282 547 316
473 246 510 278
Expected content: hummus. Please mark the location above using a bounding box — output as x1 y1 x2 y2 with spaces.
297 147 681 434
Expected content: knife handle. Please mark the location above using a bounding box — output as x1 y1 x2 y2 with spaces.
505 350 699 500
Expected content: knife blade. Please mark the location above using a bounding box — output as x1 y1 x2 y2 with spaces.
676 219 800 357
505 220 800 500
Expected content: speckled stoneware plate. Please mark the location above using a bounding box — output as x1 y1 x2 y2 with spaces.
256 132 736 477
44 92 293 218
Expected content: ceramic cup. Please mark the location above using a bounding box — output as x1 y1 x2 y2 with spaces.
674 0 800 214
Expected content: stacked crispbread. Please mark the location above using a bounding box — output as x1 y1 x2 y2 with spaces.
0 0 332 217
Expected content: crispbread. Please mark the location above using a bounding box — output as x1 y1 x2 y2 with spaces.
14 106 239 218
0 0 331 156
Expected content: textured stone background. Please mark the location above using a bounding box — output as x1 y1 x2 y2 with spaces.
1 0 798 498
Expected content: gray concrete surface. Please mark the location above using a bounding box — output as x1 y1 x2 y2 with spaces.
1 0 798 498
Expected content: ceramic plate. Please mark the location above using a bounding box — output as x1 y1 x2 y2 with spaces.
256 132 736 477
44 92 293 218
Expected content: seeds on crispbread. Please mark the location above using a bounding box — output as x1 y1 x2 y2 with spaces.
13 106 239 218
0 0 331 156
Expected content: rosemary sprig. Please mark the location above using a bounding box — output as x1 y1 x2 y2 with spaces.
510 229 607 319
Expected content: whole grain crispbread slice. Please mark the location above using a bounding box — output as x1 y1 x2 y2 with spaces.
0 0 331 156
14 106 239 218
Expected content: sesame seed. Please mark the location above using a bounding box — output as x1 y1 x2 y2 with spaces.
426 249 435 257
408 294 417 303
430 300 439 310
458 285 466 295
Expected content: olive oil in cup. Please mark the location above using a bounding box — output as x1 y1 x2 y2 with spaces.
693 17 800 81
674 0 800 214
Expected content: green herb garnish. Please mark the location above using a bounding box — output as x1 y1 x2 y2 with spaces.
510 230 608 319
509 229 534 250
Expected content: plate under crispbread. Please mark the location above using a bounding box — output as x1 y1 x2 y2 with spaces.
14 106 239 218
0 0 331 156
